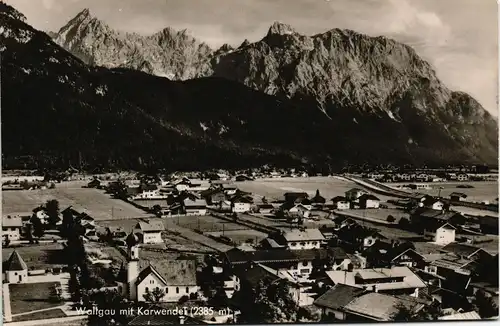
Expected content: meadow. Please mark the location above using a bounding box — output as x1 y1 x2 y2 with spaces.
2 184 153 220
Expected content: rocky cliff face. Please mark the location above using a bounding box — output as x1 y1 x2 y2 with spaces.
53 9 213 79
2 3 497 170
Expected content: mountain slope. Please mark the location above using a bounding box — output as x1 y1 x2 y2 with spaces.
1 3 498 171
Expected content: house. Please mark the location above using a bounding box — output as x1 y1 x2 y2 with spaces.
2 215 23 241
410 208 465 231
231 196 253 213
183 198 207 216
331 216 358 230
223 247 331 279
3 250 28 283
132 185 161 200
424 223 456 245
337 225 386 249
120 246 199 302
105 226 128 240
288 204 312 218
358 194 380 209
456 173 469 182
234 174 253 182
87 179 101 188
449 192 468 202
134 221 165 244
257 204 274 215
438 311 481 320
342 292 425 321
364 242 425 269
200 188 226 205
314 284 366 320
420 197 445 211
331 196 350 210
284 192 309 203
273 228 325 250
311 191 326 205
325 266 427 297
439 243 492 261
345 188 368 202
218 200 232 213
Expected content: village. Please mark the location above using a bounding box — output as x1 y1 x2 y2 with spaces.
1 167 499 325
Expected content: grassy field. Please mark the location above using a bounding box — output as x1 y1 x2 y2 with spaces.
3 243 66 270
12 308 66 322
9 282 61 314
205 229 268 245
2 185 153 220
173 215 247 232
387 181 498 203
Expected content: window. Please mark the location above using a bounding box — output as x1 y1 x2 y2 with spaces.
290 242 297 247
150 279 154 284
300 242 305 246
312 241 317 245
145 287 149 292
186 287 189 293
302 261 308 266
176 287 179 294
166 287 169 293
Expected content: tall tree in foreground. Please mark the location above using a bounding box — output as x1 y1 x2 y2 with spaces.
45 199 60 227
473 290 499 318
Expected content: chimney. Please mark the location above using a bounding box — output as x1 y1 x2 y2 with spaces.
179 315 185 324
373 284 378 293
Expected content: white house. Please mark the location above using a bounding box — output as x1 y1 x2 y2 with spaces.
134 221 165 244
358 194 380 209
2 216 23 241
121 246 199 303
331 197 350 210
132 185 166 200
231 197 252 213
314 284 365 320
280 228 325 250
288 204 312 218
425 223 456 246
325 266 427 298
3 251 28 283
420 198 445 211
345 188 368 202
457 173 469 182
183 199 208 216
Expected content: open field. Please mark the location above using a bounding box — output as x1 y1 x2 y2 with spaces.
387 181 498 203
335 208 409 224
2 186 153 220
9 282 61 314
173 215 248 232
3 243 66 270
12 308 67 322
205 229 268 245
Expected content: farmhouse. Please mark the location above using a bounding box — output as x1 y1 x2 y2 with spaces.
331 196 350 210
257 203 274 215
358 194 380 209
273 228 325 250
421 197 446 211
345 188 368 202
2 215 23 241
120 246 199 302
478 215 499 235
325 266 427 297
314 284 366 320
284 192 309 203
134 221 165 244
231 196 253 213
287 204 312 218
424 223 456 246
439 243 492 261
200 188 226 205
410 209 465 231
449 192 468 202
183 198 207 216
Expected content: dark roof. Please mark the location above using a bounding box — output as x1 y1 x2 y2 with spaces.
200 188 225 197
440 243 486 258
414 208 462 221
358 194 380 201
240 264 282 288
257 203 274 209
230 195 253 204
422 197 443 206
449 192 467 198
284 192 309 197
329 247 349 260
346 188 365 194
4 250 28 271
224 248 330 265
126 187 141 195
141 184 158 191
314 284 365 310
136 259 197 286
331 196 347 202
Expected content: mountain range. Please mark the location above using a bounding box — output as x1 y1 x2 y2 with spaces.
1 3 497 171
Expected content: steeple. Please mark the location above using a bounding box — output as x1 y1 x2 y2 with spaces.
4 250 27 271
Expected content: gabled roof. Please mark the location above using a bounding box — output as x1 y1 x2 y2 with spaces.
183 198 207 207
4 250 28 271
449 192 467 198
438 311 481 320
136 259 197 286
440 243 488 259
135 220 165 232
282 228 325 242
224 248 329 265
331 196 347 202
240 263 281 288
314 284 365 310
345 188 366 194
438 223 456 230
358 194 380 201
344 293 424 321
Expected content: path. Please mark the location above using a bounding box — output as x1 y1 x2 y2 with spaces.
5 315 87 326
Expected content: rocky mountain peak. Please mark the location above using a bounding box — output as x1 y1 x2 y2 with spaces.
238 39 251 49
267 21 296 36
0 2 27 23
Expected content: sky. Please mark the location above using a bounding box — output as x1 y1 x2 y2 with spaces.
6 0 499 116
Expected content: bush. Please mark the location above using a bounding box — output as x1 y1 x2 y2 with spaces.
386 215 396 223
178 295 189 304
